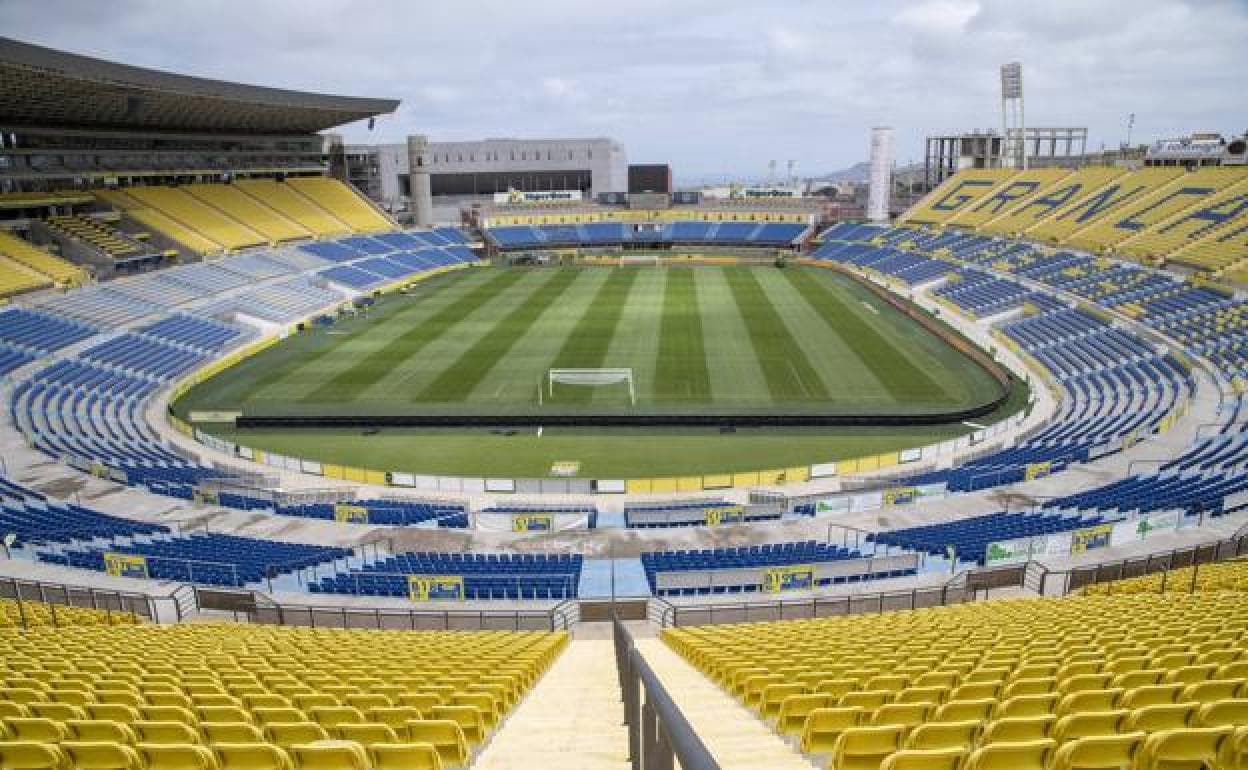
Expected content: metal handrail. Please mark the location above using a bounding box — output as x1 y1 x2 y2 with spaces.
240 596 576 632
612 613 719 770
0 574 166 627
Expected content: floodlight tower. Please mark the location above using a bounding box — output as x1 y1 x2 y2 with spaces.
1000 62 1026 169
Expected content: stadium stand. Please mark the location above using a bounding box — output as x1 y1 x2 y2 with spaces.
867 511 1113 566
946 168 1072 229
0 230 87 292
663 591 1248 769
486 220 808 249
124 187 267 252
96 189 225 256
40 533 350 587
1023 167 1188 245
44 215 148 261
284 178 395 233
0 622 566 764
0 477 167 547
900 168 1017 226
184 184 312 243
232 180 352 237
978 167 1128 236
0 597 142 627
313 552 584 600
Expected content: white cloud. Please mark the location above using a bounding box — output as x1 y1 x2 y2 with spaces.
3 0 1245 180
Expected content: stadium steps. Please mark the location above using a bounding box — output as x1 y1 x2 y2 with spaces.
471 639 629 770
633 638 813 770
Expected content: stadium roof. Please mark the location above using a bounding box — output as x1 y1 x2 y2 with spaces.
0 37 399 135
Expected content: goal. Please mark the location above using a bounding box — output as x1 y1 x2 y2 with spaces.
544 368 636 405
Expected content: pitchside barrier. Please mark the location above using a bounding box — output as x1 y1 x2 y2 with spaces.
652 553 921 595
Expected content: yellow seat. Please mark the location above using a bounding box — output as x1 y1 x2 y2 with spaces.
67 721 137 745
2 720 67 743
211 743 293 770
341 696 389 712
760 684 807 719
1131 726 1233 770
1216 726 1248 770
0 741 66 770
201 724 264 744
841 691 895 712
1123 704 1196 732
334 724 398 745
60 742 143 770
799 707 863 755
134 722 201 746
904 720 981 751
250 710 304 728
870 703 932 730
932 700 995 722
261 725 328 751
981 716 1056 745
365 743 441 770
1052 710 1128 743
965 739 1056 770
403 722 466 768
291 697 337 712
880 748 967 770
1196 698 1248 727
0 707 29 722
1052 732 1145 770
426 707 483 747
147 695 194 711
1004 678 1057 698
139 708 196 726
1120 685 1183 709
198 708 250 726
306 708 363 731
1057 690 1122 717
447 694 497 729
828 725 905 770
1179 679 1242 704
394 696 440 713
84 706 139 724
138 744 219 770
997 694 1058 718
25 706 83 723
287 743 368 770
363 709 423 733
777 695 833 737
241 697 289 712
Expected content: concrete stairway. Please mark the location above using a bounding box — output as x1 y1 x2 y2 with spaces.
634 639 814 770
471 639 630 770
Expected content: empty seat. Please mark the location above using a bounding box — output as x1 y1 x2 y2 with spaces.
1133 727 1233 770
1051 732 1145 770
965 739 1056 770
403 722 467 768
0 741 66 770
880 748 967 770
61 742 143 770
365 744 441 770
287 743 368 770
138 744 219 770
828 726 905 770
799 707 863 755
261 724 328 750
905 721 981 751
212 744 292 770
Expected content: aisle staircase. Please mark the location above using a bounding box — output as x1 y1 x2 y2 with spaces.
472 639 630 770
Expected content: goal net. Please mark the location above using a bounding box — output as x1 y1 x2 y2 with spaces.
545 368 636 405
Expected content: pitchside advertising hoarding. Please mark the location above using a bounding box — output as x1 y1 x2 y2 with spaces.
985 510 1183 565
492 190 582 204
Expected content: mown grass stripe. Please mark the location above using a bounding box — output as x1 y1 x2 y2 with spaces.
654 267 711 400
304 268 526 402
783 268 948 400
413 268 582 402
722 267 829 401
546 267 641 403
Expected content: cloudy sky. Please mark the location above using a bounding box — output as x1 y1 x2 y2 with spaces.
4 0 1245 181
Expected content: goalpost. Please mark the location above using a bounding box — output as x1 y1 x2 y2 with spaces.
544 368 636 405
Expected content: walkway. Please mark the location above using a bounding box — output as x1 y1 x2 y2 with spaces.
471 639 630 770
634 638 812 770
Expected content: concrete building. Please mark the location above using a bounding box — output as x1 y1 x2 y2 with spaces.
343 136 627 220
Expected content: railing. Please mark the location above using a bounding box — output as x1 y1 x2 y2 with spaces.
612 614 720 770
202 590 579 631
1033 529 1248 596
652 580 973 627
0 575 184 626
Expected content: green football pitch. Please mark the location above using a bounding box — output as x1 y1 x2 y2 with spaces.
175 264 1026 477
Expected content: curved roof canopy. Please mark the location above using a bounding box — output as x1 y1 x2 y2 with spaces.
0 36 399 134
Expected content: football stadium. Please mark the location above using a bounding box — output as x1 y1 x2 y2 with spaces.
2 8 1248 770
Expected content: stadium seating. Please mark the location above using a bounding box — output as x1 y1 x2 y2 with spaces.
313 552 584 600
232 180 352 237
275 498 466 527
0 477 167 547
0 309 96 352
640 541 915 596
184 185 311 243
0 230 87 290
664 591 1248 769
0 598 142 627
979 167 1128 236
486 220 808 249
0 622 566 764
124 187 266 252
867 511 1112 566
901 168 1018 226
40 533 350 587
947 168 1073 229
44 215 145 261
284 178 394 233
